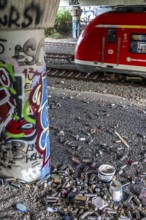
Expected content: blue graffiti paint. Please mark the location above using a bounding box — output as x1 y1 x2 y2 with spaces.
39 75 50 177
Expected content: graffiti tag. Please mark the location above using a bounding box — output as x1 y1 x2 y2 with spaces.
0 1 42 28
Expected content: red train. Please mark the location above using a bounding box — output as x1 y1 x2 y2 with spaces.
74 6 146 76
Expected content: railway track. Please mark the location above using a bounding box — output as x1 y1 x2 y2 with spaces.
45 41 76 49
45 41 146 85
47 67 146 85
45 53 74 63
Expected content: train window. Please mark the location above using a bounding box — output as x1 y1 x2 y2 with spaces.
130 34 146 54
107 29 116 43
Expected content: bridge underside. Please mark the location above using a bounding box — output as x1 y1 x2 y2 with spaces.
60 0 146 6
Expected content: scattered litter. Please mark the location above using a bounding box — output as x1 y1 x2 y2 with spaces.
46 207 58 212
79 137 86 141
139 188 146 203
118 216 131 220
15 203 28 213
91 196 108 210
98 164 115 182
80 211 94 219
114 131 130 149
74 195 87 208
109 180 123 202
63 213 74 220
1 93 146 219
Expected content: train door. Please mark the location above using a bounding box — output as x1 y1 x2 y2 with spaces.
101 28 121 65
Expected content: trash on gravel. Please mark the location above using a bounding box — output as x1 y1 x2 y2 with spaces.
15 203 28 213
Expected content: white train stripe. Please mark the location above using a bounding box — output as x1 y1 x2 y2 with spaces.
74 59 146 72
95 24 146 29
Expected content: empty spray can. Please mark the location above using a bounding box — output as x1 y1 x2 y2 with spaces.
109 180 123 202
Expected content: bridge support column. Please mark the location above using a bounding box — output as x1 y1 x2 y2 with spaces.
0 0 60 182
70 6 82 38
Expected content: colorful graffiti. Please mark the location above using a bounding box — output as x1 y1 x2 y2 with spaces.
0 60 17 135
0 59 50 179
69 0 79 5
80 6 112 25
0 29 50 181
31 74 50 166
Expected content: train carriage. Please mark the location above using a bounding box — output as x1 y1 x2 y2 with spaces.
74 6 146 76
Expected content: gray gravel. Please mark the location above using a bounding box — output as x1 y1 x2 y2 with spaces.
49 86 146 166
48 77 146 104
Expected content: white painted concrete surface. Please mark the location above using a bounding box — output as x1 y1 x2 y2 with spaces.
60 0 146 6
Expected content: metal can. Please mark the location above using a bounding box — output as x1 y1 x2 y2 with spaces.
109 180 123 202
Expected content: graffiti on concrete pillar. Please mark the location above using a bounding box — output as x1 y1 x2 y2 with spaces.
0 29 50 181
0 1 42 28
0 63 48 148
0 36 45 66
0 38 7 54
80 6 112 25
0 60 17 135
12 38 45 66
0 59 49 179
0 142 25 169
0 0 8 10
69 0 79 5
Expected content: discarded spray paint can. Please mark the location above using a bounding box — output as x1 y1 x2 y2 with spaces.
98 164 115 182
109 180 123 202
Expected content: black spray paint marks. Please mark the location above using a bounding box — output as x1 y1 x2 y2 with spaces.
0 38 7 54
0 0 8 10
22 2 42 28
12 38 45 66
0 1 43 28
0 37 44 66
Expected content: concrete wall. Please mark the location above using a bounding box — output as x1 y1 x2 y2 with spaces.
60 0 146 6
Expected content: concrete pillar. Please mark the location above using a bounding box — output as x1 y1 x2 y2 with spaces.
70 6 82 38
0 0 60 182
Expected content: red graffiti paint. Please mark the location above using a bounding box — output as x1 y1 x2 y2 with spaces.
0 68 10 87
4 117 37 140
